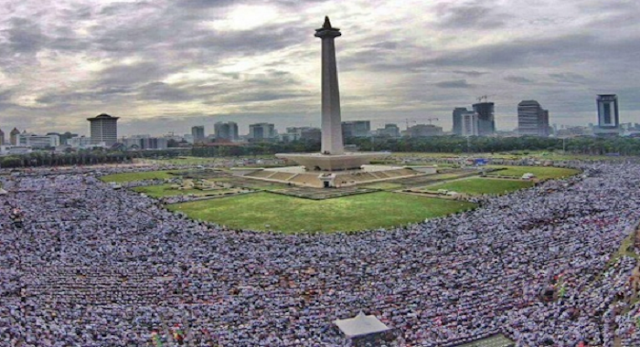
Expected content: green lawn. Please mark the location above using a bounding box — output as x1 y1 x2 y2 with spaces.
131 184 213 197
168 192 475 233
100 170 178 183
487 165 579 179
424 178 534 196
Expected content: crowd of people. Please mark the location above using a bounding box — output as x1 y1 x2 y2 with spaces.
1 160 640 346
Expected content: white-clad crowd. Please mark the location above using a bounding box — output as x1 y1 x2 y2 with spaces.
1 161 640 347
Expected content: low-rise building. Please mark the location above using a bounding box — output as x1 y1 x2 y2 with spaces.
18 133 60 149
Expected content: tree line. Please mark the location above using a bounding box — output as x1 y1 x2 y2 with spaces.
1 136 638 168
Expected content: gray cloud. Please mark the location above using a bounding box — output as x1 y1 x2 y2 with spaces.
452 70 488 77
548 73 589 84
435 79 475 89
504 76 535 84
0 0 639 135
436 1 505 29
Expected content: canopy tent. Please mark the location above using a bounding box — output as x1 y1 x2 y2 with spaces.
334 312 391 338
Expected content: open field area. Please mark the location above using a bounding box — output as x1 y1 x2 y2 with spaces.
100 170 178 183
423 178 534 196
487 165 579 179
392 151 626 161
131 184 217 198
168 191 475 233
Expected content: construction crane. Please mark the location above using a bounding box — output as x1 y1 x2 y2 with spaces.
405 119 417 130
426 118 439 125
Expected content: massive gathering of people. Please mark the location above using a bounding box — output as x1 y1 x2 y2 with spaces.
1 159 640 347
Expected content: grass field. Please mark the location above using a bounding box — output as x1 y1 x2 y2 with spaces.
424 178 534 196
131 184 213 197
100 170 178 183
487 165 579 179
393 151 622 161
168 192 475 233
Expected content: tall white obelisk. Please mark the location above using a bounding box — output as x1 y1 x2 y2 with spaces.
315 16 344 155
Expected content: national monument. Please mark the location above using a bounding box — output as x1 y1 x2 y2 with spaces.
243 17 423 188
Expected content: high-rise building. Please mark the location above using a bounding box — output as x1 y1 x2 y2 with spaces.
541 110 549 137
191 126 205 143
375 123 400 137
0 128 4 145
214 122 239 141
123 135 169 150
517 100 549 137
10 128 20 145
248 123 277 140
281 127 322 142
407 124 444 137
595 94 620 136
87 113 119 146
341 121 371 138
472 102 495 136
452 107 467 135
461 111 479 137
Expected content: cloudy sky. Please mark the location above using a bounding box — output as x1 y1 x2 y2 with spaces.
0 0 639 137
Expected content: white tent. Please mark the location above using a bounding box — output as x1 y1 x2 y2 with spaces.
0 188 8 195
334 312 391 338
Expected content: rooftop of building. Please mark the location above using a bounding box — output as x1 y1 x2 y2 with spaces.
87 113 119 121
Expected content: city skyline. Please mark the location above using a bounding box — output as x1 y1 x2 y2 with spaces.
0 0 639 136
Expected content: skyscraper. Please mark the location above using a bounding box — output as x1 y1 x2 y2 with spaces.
595 94 620 136
191 126 205 143
248 123 276 140
87 113 119 146
0 128 4 145
461 111 479 137
472 102 495 136
341 120 371 138
517 100 549 137
214 122 239 141
452 107 467 135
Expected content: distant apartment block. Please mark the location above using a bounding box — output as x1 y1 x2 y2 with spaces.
452 107 468 135
461 111 479 137
342 121 371 138
248 123 277 140
517 100 550 137
68 136 93 149
123 135 169 150
214 121 239 141
191 126 205 143
282 127 322 142
375 123 400 137
407 124 444 137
